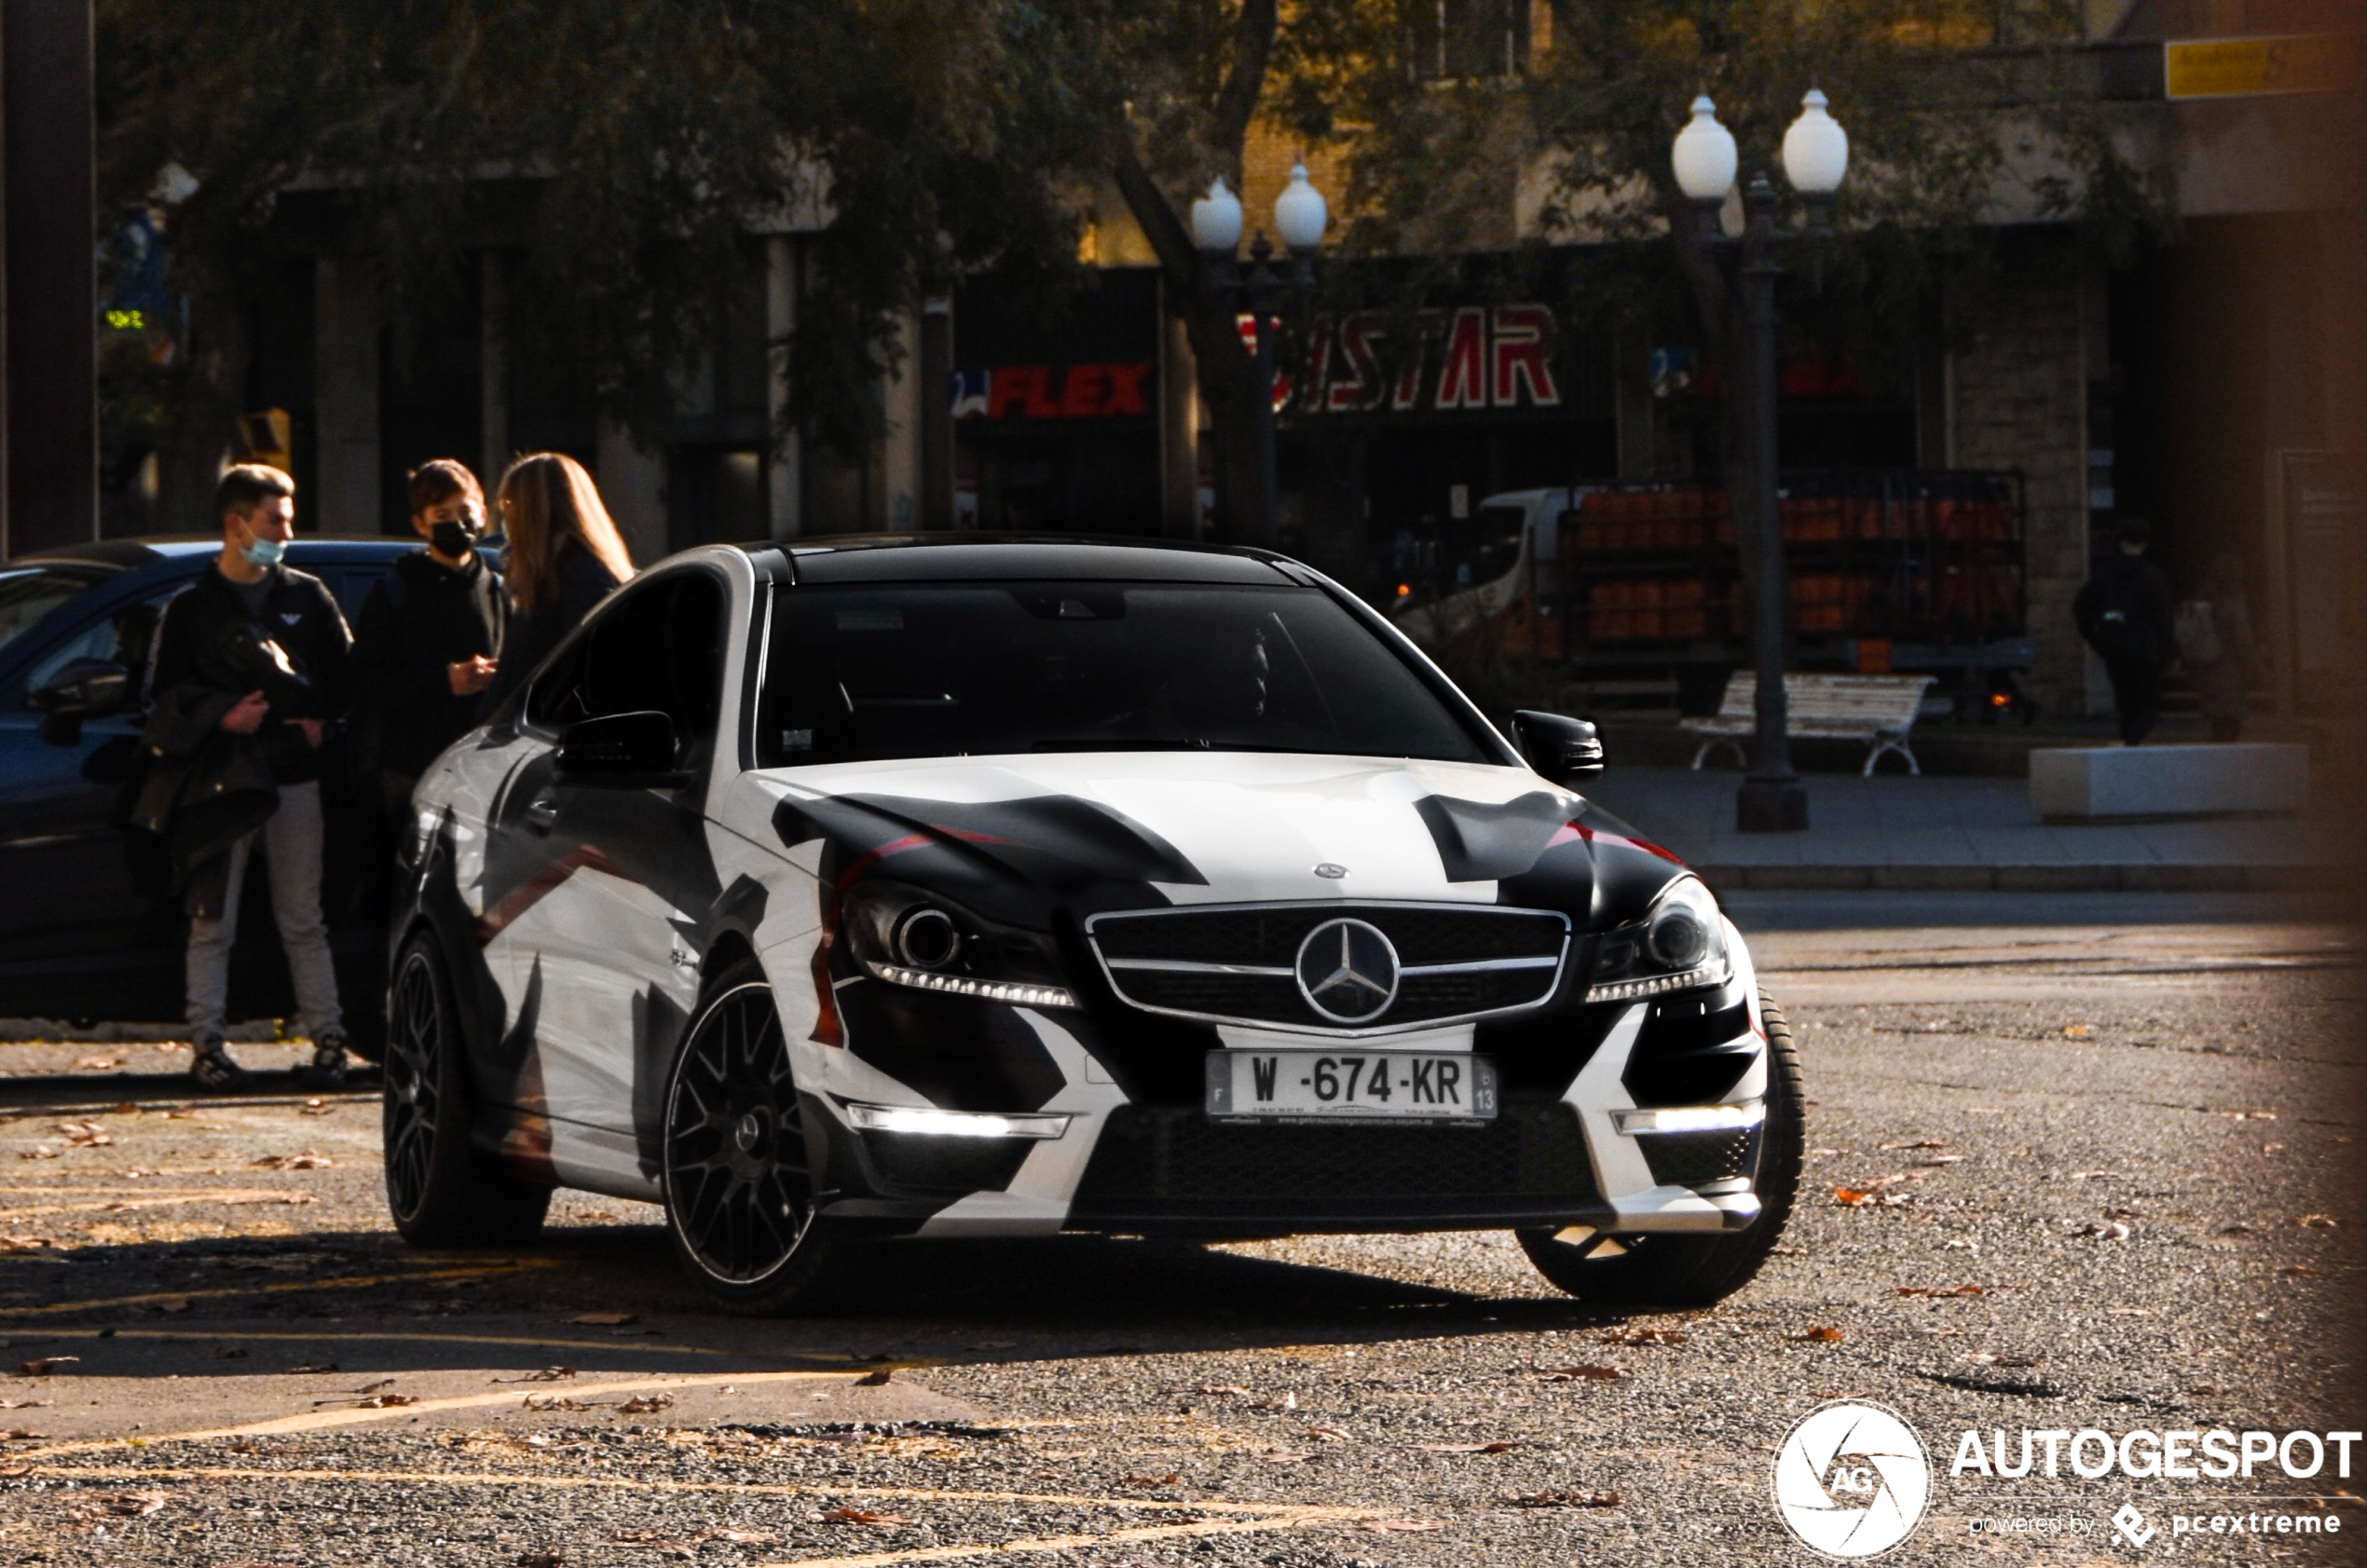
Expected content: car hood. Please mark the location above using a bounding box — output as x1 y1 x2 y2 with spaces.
752 751 1686 928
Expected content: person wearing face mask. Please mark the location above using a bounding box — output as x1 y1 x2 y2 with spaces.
347 460 508 825
141 464 352 1091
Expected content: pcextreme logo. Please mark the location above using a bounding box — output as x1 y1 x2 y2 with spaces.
1772 1399 1934 1559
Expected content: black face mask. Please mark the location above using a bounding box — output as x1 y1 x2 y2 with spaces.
431 520 480 558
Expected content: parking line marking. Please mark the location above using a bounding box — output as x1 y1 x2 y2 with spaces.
7 1370 875 1458
24 1326 835 1362
6 1461 1383 1558
0 1259 563 1318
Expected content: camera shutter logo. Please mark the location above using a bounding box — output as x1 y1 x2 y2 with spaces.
1771 1399 1932 1559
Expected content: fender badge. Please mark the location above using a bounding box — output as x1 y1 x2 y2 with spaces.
1313 863 1348 879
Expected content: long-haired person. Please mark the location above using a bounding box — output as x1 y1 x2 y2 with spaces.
480 453 635 712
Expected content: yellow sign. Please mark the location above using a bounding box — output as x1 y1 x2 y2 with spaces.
2165 34 2361 99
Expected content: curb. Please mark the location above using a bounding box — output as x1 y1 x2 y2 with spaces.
1690 863 2337 893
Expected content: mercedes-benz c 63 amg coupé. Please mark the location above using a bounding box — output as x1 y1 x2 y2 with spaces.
385 538 1802 1311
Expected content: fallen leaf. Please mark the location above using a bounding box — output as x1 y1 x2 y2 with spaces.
0 1464 26 1476
20 1147 56 1161
284 1362 340 1374
522 1395 587 1411
1509 1490 1621 1508
0 1428 48 1439
2283 1264 2322 1277
154 1297 192 1314
17 1357 78 1376
0 1398 50 1410
1878 1139 1951 1151
2263 1141 2285 1153
300 1098 335 1116
1895 1285 1984 1298
1198 1383 1253 1397
0 1235 51 1253
352 1393 417 1410
55 1122 111 1147
606 1530 687 1550
72 1056 122 1071
820 1508 908 1526
2071 1170 2127 1181
1599 1326 1686 1345
2094 1221 2132 1240
1308 1425 1353 1441
855 1368 893 1386
699 1529 777 1545
2220 1223 2255 1236
1361 1518 1449 1533
1833 1187 1872 1207
98 1490 170 1518
1420 1441 1516 1453
251 1150 333 1170
2061 1024 2093 1037
218 1191 315 1206
1793 1327 1846 1343
568 1311 636 1326
1919 1154 1964 1166
495 1366 577 1384
2298 1214 2339 1229
1532 1365 1625 1382
1960 1353 2043 1369
1122 1472 1182 1486
617 1394 674 1413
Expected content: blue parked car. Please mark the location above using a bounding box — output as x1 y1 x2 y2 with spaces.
0 536 421 1050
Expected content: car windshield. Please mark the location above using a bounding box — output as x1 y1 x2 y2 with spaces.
0 566 115 661
758 581 1490 768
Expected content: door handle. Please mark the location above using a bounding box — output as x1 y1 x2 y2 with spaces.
525 795 558 834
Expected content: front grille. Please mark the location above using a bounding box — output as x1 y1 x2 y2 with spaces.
1086 902 1568 1034
1637 1126 1758 1189
1070 1101 1594 1211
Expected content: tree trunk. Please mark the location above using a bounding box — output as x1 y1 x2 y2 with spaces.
154 271 252 536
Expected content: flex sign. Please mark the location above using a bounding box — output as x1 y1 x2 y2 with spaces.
950 362 1154 420
1285 303 1563 415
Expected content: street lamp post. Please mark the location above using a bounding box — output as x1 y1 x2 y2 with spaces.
1671 92 1849 834
1191 164 1328 548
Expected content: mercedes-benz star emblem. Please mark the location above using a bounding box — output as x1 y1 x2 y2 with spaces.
1294 918 1401 1024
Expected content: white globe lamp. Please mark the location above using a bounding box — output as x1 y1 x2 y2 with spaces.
1273 162 1328 255
1781 89 1849 196
1670 95 1738 202
1189 176 1244 255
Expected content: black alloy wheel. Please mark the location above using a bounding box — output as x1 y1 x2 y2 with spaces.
662 961 845 1312
382 934 551 1246
1518 991 1805 1306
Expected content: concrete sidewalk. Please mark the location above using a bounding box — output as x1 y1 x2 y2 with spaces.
1582 766 2358 891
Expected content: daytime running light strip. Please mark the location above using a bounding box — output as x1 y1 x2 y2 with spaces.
843 1102 1073 1139
869 962 1077 1010
1611 1101 1765 1136
1582 962 1728 1003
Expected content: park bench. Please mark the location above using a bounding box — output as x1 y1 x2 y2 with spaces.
1681 672 1936 775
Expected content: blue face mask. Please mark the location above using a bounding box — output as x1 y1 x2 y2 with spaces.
239 528 287 568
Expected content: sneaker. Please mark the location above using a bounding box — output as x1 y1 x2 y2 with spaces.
190 1034 249 1091
302 1031 349 1091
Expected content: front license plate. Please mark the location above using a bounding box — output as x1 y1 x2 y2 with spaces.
1205 1050 1497 1122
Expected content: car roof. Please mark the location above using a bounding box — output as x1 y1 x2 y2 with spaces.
14 536 422 571
773 535 1299 586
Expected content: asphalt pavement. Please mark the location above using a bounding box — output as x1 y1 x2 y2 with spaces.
0 892 2357 1566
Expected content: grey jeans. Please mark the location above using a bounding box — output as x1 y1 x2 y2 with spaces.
185 779 344 1041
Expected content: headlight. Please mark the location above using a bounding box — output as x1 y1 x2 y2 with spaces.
841 881 1078 1009
1584 878 1731 1003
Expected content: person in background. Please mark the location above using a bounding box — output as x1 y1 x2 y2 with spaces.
141 465 351 1090
2073 517 2175 746
2183 551 2261 743
348 459 507 824
479 452 635 714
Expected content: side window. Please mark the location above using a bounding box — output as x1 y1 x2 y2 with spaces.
24 589 179 703
526 571 728 761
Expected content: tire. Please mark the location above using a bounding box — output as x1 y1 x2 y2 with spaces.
382 933 552 1247
661 960 846 1314
1519 991 1805 1307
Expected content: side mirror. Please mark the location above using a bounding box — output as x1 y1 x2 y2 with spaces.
554 710 690 788
30 658 130 745
1511 710 1603 785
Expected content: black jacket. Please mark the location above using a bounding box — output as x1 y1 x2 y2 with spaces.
140 561 351 911
481 542 623 716
349 549 508 783
2073 552 2175 671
